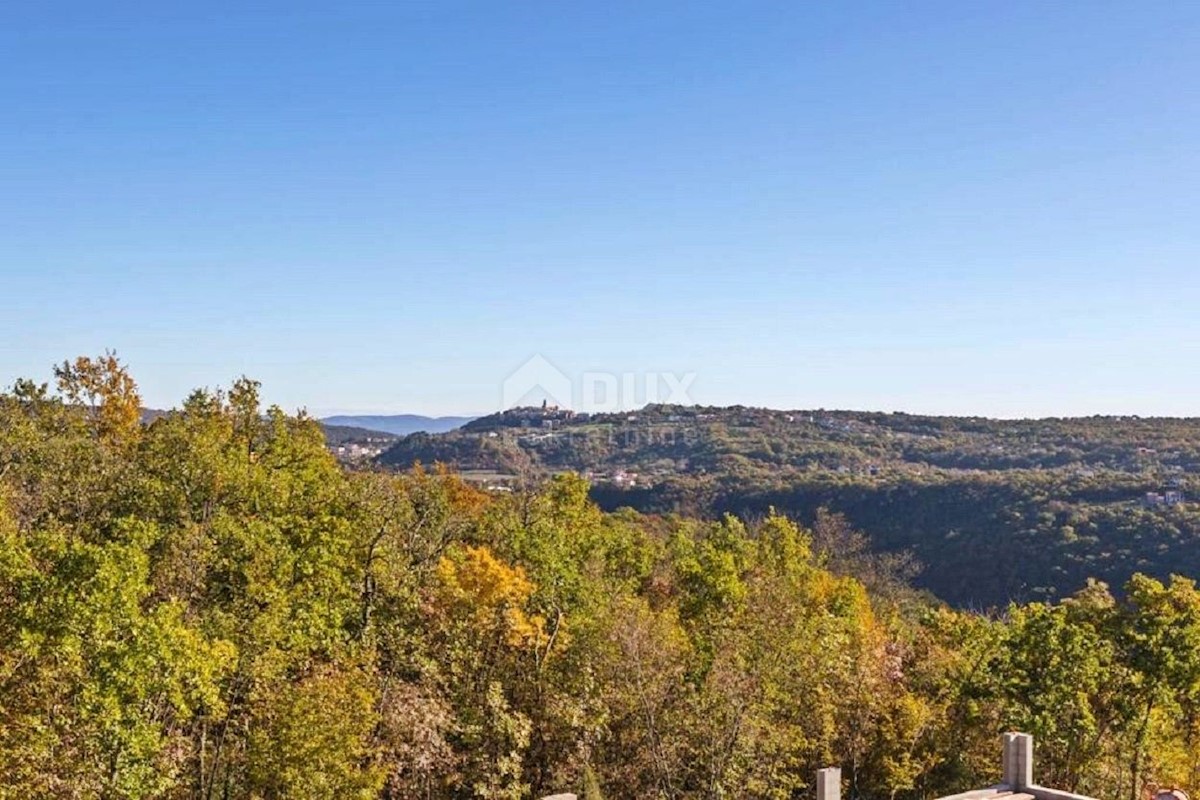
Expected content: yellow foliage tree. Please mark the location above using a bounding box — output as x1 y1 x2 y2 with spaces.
54 351 142 446
434 545 545 647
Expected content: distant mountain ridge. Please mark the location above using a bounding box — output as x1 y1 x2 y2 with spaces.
142 409 441 442
320 414 475 437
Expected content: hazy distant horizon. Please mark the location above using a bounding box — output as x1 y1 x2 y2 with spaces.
11 358 1199 421
299 395 1200 424
311 405 1200 423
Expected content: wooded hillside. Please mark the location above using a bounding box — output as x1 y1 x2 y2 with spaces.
380 405 1200 607
2 359 1199 799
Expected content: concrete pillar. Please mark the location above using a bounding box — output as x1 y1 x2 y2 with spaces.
817 767 841 800
1002 733 1016 787
1002 732 1033 789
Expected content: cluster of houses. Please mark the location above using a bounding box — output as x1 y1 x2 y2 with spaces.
494 403 580 430
1144 490 1187 508
583 469 642 487
332 441 387 461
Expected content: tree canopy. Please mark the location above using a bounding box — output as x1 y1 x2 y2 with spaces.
2 357 1199 799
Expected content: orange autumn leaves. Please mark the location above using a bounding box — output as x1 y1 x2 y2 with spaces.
432 544 547 649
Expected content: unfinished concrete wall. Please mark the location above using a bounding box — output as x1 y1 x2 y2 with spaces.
816 767 841 800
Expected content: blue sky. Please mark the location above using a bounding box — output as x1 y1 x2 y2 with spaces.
2 2 1198 417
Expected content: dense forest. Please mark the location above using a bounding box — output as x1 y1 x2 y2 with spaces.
378 405 1200 608
3 357 1200 799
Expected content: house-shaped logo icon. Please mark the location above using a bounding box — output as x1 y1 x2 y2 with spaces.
501 355 572 411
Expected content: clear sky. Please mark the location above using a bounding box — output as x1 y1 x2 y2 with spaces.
3 2 1198 417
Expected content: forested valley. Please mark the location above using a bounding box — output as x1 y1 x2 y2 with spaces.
379 406 1200 608
3 357 1200 799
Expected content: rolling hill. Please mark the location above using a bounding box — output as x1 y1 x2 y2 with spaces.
376 404 1200 608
